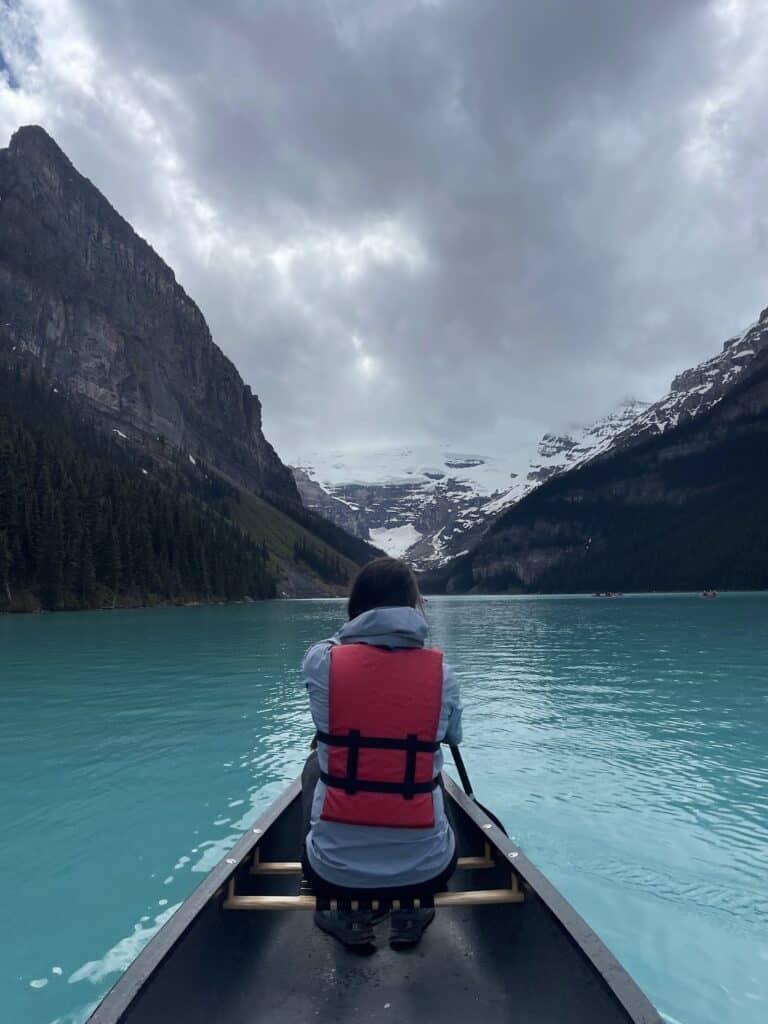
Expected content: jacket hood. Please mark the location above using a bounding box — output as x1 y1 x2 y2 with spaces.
338 606 428 648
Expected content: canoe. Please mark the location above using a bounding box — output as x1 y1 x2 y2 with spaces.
87 773 662 1023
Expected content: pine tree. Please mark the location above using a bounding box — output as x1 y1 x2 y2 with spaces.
0 530 11 604
40 507 64 609
0 359 279 609
104 525 121 602
80 528 96 605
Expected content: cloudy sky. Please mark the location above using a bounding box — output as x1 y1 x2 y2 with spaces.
1 0 768 459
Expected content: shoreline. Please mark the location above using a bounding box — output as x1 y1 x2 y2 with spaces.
3 587 767 616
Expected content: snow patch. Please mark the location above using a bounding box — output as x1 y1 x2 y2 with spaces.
112 429 127 440
188 454 196 465
370 524 423 558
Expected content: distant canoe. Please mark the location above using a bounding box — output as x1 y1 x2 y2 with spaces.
87 775 662 1024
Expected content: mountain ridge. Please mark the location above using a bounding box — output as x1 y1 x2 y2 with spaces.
0 124 298 504
0 125 382 599
426 339 768 594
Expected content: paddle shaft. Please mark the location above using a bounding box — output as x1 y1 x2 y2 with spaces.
448 744 508 836
449 744 474 798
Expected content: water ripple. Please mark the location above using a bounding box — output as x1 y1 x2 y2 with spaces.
0 595 766 1024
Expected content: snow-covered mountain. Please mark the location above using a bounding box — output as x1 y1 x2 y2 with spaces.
291 446 515 567
290 404 645 569
291 308 768 570
481 399 649 516
608 314 768 449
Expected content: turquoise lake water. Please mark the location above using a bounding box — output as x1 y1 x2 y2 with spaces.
1 594 767 1024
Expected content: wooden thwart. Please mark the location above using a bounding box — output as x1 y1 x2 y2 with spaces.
224 873 523 912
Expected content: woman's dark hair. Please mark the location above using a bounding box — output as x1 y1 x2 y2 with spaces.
347 557 422 620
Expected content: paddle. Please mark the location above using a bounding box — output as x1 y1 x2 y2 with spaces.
448 744 509 837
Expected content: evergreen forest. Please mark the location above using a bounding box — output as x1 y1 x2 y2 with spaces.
292 536 347 584
0 362 277 611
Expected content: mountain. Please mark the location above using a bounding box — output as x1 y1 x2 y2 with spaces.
594 313 768 453
479 400 650 513
430 331 768 594
291 445 514 569
291 403 649 569
0 125 295 501
294 309 768 575
0 126 381 599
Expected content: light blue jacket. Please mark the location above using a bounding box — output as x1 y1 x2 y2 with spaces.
303 605 463 889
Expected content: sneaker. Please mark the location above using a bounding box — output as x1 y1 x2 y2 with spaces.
389 907 436 949
313 910 375 948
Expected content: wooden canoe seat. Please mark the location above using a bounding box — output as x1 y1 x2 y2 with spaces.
223 883 524 911
224 843 523 911
250 843 496 876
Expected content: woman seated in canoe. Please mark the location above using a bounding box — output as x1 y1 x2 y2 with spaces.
301 556 463 950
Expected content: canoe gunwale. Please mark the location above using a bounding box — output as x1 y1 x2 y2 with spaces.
88 772 662 1024
443 775 662 1024
87 777 302 1024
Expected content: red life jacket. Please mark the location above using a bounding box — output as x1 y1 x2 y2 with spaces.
318 643 444 829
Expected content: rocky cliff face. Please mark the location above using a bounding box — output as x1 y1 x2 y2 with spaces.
0 126 299 502
291 467 371 540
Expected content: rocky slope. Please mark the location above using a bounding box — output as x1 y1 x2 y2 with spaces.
430 340 768 594
0 125 297 502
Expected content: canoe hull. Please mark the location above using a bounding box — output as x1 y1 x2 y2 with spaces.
88 774 661 1024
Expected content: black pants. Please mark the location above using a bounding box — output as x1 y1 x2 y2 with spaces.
300 751 458 899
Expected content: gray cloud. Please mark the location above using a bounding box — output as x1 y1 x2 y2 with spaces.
2 0 768 457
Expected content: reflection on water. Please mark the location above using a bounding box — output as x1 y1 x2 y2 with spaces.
0 594 766 1024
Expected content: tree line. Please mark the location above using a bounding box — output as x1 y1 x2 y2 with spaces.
269 490 382 565
0 362 276 611
292 536 348 585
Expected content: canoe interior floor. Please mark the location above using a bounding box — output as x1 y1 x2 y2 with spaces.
118 792 636 1024
221 903 616 1023
127 895 624 1024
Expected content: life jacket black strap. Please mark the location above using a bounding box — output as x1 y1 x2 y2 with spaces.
316 729 440 799
319 771 440 795
345 729 360 795
403 733 418 800
315 730 440 754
